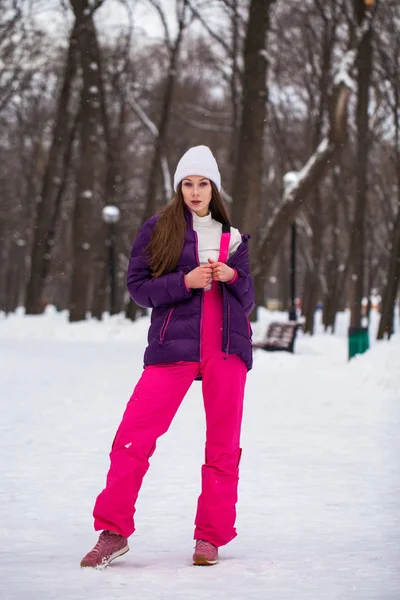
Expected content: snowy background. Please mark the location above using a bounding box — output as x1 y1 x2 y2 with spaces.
1 309 399 599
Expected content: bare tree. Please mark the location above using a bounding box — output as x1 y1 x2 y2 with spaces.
255 10 375 292
25 25 79 314
376 0 400 339
282 1 342 334
230 0 275 313
0 1 42 113
348 0 374 333
68 0 107 322
322 163 349 332
90 21 133 319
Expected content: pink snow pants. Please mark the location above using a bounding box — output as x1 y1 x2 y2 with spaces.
93 250 247 547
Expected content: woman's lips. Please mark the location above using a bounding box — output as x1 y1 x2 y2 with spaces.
191 201 201 205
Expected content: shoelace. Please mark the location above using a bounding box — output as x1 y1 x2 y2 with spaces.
195 540 214 551
90 531 117 555
90 532 108 554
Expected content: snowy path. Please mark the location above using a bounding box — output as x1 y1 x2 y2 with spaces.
1 311 399 600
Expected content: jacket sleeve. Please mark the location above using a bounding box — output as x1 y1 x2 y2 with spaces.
127 219 193 309
225 243 255 315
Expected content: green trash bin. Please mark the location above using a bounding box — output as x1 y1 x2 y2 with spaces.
348 326 370 360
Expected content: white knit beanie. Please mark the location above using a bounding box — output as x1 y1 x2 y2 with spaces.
173 145 221 192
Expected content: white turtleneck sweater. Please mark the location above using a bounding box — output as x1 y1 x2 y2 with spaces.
191 211 242 289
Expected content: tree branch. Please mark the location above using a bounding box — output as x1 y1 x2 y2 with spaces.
147 0 172 51
187 0 233 57
255 14 374 278
173 109 233 133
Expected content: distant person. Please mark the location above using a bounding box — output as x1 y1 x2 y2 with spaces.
80 146 254 568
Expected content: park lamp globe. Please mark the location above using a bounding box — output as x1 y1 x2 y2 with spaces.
102 205 120 225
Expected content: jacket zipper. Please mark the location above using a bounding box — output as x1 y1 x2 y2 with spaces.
221 286 230 357
159 307 174 344
223 246 246 356
192 218 203 362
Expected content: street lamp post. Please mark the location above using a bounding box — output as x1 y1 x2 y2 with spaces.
289 220 297 321
283 172 298 322
101 205 120 315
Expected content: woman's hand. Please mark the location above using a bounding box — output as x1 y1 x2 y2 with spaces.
184 265 213 289
207 258 235 282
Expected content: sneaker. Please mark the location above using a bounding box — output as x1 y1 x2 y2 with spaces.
192 540 219 566
80 531 129 569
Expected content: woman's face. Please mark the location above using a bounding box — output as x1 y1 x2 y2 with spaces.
181 176 212 217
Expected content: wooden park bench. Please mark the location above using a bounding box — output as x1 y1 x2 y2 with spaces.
253 321 302 354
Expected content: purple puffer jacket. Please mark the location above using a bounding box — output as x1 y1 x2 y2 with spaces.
127 208 254 370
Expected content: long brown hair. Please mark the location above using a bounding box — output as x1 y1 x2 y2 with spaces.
147 181 231 278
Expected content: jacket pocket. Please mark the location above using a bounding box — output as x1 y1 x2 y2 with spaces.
159 307 174 344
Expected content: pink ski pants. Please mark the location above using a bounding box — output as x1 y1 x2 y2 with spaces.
93 284 247 547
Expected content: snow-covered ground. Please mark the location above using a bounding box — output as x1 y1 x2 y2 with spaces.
1 308 399 600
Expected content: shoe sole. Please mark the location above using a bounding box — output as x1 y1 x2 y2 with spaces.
80 545 130 569
193 555 218 566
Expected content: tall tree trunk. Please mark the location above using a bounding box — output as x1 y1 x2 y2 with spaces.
4 266 19 314
44 109 80 282
304 275 318 334
302 268 312 320
0 219 8 311
323 160 352 333
226 0 242 188
231 0 274 322
277 245 289 311
253 272 265 309
68 2 103 321
303 15 333 334
349 0 373 329
90 22 125 319
377 206 400 339
304 191 322 334
377 15 400 340
323 187 341 332
25 26 78 314
232 0 274 252
91 253 108 319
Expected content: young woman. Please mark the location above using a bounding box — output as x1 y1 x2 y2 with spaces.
80 145 254 569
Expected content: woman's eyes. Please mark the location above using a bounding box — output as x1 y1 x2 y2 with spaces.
183 181 208 187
